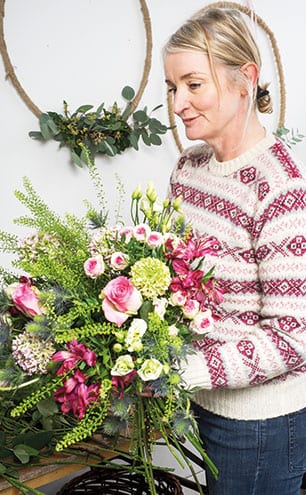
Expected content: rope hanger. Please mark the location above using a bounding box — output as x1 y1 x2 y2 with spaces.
0 0 153 120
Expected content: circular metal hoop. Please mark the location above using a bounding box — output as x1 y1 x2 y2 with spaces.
167 1 286 153
0 0 152 118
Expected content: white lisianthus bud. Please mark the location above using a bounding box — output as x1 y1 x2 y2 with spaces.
190 309 214 334
110 251 129 271
170 291 186 307
183 299 200 319
153 297 168 319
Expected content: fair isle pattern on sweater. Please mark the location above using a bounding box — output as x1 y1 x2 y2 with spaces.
169 134 306 419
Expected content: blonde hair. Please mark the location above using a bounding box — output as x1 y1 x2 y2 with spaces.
164 8 272 114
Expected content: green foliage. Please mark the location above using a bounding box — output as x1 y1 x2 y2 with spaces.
275 125 305 146
29 86 169 167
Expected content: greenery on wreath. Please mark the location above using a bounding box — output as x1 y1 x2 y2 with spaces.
29 86 169 167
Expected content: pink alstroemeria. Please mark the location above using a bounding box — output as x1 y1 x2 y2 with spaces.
52 339 97 375
112 369 137 399
54 369 100 419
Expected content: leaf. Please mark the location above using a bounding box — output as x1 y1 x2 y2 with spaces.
129 132 139 150
28 131 44 140
37 398 58 417
103 140 117 157
133 110 148 123
150 133 162 146
121 86 135 101
139 300 154 320
40 123 53 140
74 104 94 114
12 431 53 450
13 444 39 464
141 129 151 146
70 150 84 167
95 102 105 115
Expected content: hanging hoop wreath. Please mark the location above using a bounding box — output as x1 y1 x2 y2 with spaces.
0 0 169 167
166 1 290 154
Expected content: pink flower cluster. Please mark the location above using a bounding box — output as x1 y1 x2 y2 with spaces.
165 235 223 333
52 340 100 419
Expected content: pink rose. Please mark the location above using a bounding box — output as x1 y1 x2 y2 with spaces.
84 254 105 278
100 276 143 327
12 282 44 317
110 252 129 271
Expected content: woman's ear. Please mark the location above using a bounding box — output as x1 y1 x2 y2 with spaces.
240 62 259 92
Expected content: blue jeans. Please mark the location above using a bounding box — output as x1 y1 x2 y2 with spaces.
192 403 306 495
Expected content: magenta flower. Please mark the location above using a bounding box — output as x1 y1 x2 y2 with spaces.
54 369 100 419
52 339 97 375
112 369 138 399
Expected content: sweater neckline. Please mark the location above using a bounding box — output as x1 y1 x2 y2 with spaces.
208 133 276 176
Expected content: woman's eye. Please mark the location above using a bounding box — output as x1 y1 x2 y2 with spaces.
167 87 176 94
189 82 201 90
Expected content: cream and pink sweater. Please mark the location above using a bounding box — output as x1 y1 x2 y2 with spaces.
170 133 306 420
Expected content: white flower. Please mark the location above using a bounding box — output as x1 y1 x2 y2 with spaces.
190 309 214 334
153 297 168 319
110 251 129 271
138 358 163 381
170 291 186 307
146 231 164 248
168 324 179 337
111 354 135 376
133 224 151 242
183 299 200 319
125 318 147 352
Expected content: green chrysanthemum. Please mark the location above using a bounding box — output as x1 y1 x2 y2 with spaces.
130 257 171 299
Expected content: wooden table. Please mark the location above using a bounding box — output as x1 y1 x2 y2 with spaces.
0 439 131 495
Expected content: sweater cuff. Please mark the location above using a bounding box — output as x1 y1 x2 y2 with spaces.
180 350 211 389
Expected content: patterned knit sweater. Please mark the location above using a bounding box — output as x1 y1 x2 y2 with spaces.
169 133 306 420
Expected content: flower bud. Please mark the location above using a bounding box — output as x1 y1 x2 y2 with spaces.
132 183 142 200
173 196 183 212
146 182 157 202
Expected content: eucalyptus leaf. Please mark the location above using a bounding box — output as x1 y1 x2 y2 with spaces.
40 123 52 140
150 133 162 146
121 86 135 101
133 110 148 123
103 140 116 157
71 150 84 167
129 132 139 150
74 104 94 114
141 129 151 146
28 131 44 140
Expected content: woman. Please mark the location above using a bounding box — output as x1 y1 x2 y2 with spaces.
164 7 306 495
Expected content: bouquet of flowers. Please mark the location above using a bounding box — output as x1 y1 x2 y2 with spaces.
0 168 222 494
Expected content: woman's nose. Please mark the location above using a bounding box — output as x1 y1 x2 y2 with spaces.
173 89 189 115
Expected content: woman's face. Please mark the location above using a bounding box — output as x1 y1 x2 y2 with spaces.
164 50 244 143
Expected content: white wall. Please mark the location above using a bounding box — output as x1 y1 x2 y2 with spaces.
1 0 305 270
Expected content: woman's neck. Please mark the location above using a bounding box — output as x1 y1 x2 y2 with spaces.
208 116 266 163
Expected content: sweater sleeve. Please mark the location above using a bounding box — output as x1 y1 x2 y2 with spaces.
181 177 306 390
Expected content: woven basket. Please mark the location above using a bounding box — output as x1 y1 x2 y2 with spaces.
56 467 184 495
